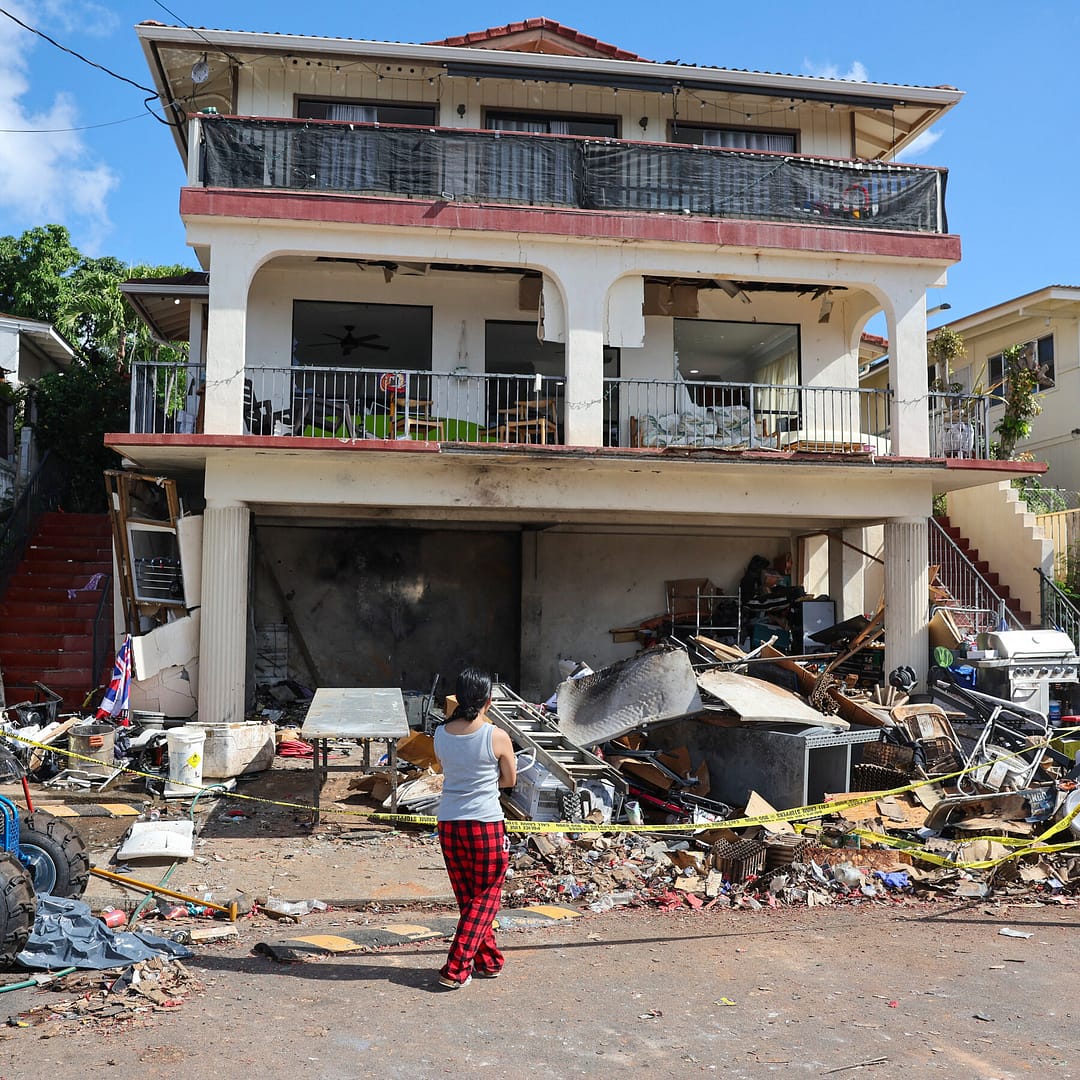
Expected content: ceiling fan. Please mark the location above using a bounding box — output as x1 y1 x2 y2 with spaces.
309 325 389 356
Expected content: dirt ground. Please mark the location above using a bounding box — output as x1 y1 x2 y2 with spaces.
0 901 1075 1080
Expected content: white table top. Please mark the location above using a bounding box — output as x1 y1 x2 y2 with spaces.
300 687 410 741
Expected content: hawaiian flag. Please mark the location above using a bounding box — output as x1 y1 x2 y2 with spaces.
96 635 133 722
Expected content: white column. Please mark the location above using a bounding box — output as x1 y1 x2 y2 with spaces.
884 517 929 680
552 265 609 447
203 244 256 435
199 502 251 723
885 287 930 457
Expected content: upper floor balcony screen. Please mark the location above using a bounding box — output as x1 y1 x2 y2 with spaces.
196 116 948 234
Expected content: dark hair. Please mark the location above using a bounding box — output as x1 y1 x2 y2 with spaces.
453 667 492 722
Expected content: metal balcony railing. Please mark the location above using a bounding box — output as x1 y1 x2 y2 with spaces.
129 365 566 444
129 362 1007 465
928 392 991 458
196 115 948 234
1036 567 1080 654
604 377 891 452
928 516 1023 635
130 361 206 435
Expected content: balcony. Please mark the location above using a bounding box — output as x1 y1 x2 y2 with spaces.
130 362 992 459
195 116 948 234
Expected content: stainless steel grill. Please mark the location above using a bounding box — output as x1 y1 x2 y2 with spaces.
973 630 1079 717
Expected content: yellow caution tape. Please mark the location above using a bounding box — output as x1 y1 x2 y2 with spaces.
849 798 1080 869
5 729 1076 847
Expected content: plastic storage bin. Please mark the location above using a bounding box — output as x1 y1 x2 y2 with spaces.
200 722 275 778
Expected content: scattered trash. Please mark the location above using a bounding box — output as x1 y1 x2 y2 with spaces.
997 927 1033 939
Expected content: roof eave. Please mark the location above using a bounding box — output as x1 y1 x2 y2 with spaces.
135 23 964 109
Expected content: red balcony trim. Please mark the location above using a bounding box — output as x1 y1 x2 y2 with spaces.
180 188 962 262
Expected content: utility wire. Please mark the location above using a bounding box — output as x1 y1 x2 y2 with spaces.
150 0 247 68
0 7 157 94
0 111 154 134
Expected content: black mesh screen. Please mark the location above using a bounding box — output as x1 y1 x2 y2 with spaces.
200 117 945 233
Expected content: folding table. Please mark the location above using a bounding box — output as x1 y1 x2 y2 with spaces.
300 687 410 822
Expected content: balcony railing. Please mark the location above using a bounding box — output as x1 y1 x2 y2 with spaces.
196 115 947 234
928 392 991 458
130 361 912 456
606 378 891 452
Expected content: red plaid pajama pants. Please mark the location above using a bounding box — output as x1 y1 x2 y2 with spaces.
437 819 509 983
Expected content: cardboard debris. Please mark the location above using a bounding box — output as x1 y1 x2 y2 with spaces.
697 669 849 729
743 791 795 835
395 731 441 772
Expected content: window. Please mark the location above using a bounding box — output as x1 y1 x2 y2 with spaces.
486 112 618 138
297 100 436 126
293 300 432 370
673 319 800 385
987 334 1055 401
669 125 796 153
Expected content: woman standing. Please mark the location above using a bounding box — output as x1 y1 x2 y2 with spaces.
433 667 517 989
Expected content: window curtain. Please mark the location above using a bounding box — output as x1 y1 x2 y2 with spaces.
756 349 799 436
490 117 553 203
319 104 378 190
702 129 795 153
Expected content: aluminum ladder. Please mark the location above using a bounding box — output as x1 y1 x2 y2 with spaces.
487 683 627 809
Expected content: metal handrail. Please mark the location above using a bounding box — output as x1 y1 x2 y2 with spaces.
1035 566 1080 652
90 572 114 689
0 449 63 596
928 517 1023 632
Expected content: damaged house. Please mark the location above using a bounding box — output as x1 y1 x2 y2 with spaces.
106 17 1045 721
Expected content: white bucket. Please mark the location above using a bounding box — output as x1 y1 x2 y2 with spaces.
166 726 206 790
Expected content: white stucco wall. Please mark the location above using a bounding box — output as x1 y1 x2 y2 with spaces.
520 529 790 697
951 310 1080 495
947 481 1053 621
241 260 872 431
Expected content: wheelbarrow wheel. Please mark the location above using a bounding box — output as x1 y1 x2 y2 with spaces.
19 812 90 899
0 851 36 966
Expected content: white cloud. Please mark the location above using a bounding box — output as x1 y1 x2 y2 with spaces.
896 128 943 161
0 2 118 251
803 59 870 83
38 0 119 38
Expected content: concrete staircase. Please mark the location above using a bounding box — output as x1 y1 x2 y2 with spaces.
0 512 113 709
935 515 1033 627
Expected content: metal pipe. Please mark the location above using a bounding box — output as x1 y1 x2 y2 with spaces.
89 867 238 921
0 967 77 994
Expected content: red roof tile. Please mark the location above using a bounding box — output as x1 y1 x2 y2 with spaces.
426 18 649 62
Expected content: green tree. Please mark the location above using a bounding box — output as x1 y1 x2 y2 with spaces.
0 225 192 510
993 344 1043 460
0 224 82 323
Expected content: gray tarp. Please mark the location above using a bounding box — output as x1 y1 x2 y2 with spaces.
17 895 193 971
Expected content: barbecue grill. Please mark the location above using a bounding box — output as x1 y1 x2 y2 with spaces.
973 629 1079 717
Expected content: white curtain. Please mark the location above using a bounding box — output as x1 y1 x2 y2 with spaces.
327 104 377 123
756 349 799 436
702 129 794 153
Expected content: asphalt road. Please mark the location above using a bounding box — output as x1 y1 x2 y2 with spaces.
1 902 1076 1079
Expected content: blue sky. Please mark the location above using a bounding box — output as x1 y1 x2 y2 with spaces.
0 1 1076 327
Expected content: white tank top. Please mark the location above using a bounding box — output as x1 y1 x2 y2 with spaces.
434 722 503 822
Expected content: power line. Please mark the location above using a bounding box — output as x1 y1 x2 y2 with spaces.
150 0 247 68
0 111 154 134
0 7 157 94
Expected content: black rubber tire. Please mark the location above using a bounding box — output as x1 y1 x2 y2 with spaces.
19 811 90 899
0 850 36 967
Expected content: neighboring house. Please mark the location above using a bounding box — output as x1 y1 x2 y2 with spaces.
111 18 1042 723
932 286 1080 499
0 313 74 500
